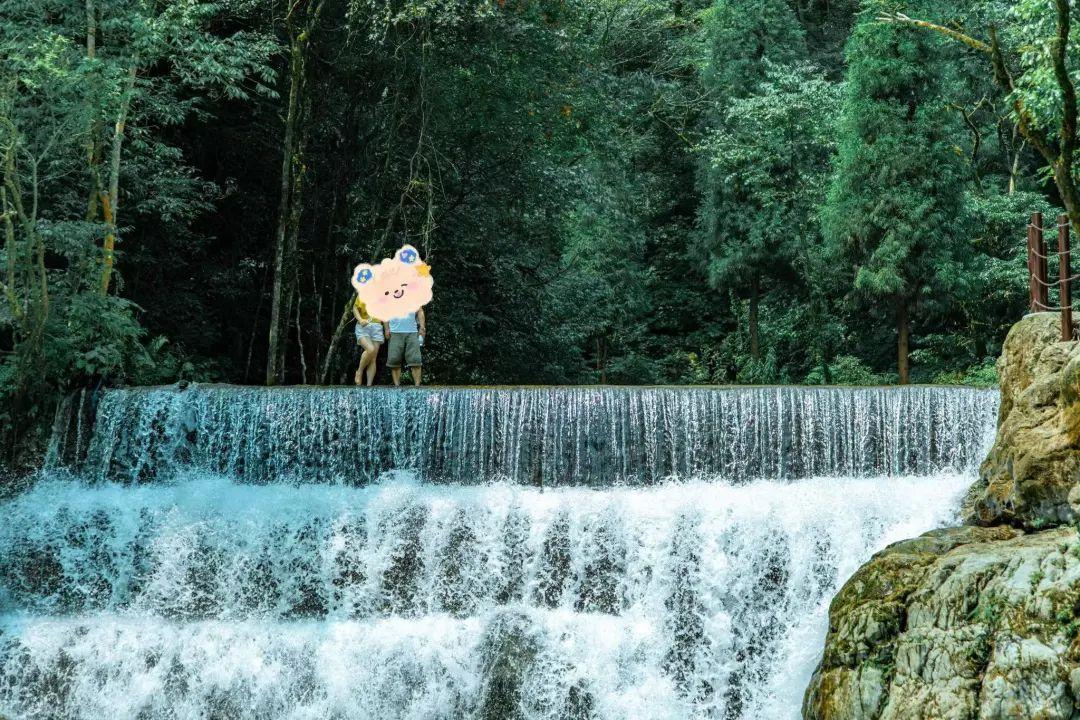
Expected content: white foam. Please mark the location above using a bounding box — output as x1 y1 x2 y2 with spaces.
0 471 972 719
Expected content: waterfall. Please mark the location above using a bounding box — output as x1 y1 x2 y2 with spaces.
2 385 998 720
71 385 997 484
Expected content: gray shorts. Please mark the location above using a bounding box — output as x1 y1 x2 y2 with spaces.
355 322 384 344
387 332 422 367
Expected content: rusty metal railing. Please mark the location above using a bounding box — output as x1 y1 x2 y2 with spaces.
1027 211 1076 341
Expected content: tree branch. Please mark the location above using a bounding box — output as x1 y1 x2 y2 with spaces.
1 200 24 325
880 13 1060 168
986 24 1058 168
878 13 990 53
1053 0 1077 170
950 98 985 172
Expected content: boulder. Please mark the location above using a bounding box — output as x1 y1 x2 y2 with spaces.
969 313 1080 529
803 525 1080 720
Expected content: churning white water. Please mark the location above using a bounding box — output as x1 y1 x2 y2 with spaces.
4 385 998 719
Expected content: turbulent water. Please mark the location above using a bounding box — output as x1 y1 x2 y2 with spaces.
3 385 998 720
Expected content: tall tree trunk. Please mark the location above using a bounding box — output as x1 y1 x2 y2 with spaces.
244 267 269 383
319 297 354 385
596 337 607 384
266 0 324 385
896 298 910 385
266 34 304 385
85 0 95 58
748 277 761 360
313 173 350 385
99 58 137 296
294 267 308 384
1007 126 1023 195
84 0 103 222
281 119 309 350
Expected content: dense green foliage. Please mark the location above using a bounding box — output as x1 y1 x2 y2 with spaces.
0 0 1073 462
824 5 969 384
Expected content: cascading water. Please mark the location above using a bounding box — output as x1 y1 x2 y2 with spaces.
65 385 994 484
3 385 998 719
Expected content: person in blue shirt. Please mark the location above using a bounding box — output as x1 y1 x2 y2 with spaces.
384 308 426 386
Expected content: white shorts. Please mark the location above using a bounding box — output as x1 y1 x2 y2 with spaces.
355 322 384 344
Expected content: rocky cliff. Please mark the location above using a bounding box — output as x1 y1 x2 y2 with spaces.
971 314 1080 529
804 313 1080 720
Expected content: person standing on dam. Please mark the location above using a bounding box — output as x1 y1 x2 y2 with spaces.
384 308 426 386
351 243 433 387
352 296 384 386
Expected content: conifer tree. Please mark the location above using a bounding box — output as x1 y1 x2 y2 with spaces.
696 0 811 370
822 2 968 383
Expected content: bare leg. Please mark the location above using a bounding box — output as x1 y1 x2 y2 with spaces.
409 365 422 386
391 367 402 386
365 343 382 386
355 336 375 385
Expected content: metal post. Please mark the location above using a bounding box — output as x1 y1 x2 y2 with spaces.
1061 213 1073 341
1039 213 1050 308
1029 212 1040 312
1032 211 1048 309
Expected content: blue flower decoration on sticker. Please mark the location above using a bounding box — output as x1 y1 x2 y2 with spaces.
356 268 373 283
399 248 418 264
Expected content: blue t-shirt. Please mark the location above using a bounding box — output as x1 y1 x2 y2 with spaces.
388 313 419 334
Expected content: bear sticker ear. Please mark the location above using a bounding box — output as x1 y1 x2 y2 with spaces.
351 263 374 292
396 244 421 265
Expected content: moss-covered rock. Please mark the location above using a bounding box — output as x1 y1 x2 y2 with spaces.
970 313 1080 529
805 313 1080 719
802 526 1080 720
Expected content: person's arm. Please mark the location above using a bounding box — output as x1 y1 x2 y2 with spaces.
383 320 391 338
417 308 426 336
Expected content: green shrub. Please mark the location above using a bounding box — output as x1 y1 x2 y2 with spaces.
931 359 998 388
804 355 885 386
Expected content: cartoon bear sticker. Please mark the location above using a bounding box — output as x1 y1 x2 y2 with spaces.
351 244 433 321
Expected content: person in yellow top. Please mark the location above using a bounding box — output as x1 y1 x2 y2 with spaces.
352 296 385 386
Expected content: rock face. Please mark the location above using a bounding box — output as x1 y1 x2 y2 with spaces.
804 313 1080 720
971 312 1080 529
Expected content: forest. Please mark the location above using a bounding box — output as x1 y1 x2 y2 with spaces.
2 0 1079 465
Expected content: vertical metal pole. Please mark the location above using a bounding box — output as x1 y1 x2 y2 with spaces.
1039 212 1050 308
1061 213 1072 341
1028 209 1045 308
1029 212 1039 312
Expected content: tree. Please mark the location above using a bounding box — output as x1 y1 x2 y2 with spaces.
696 0 808 365
266 0 326 386
701 0 807 97
547 177 653 384
822 2 968 384
699 64 840 377
79 0 276 294
0 0 275 459
883 0 1080 246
